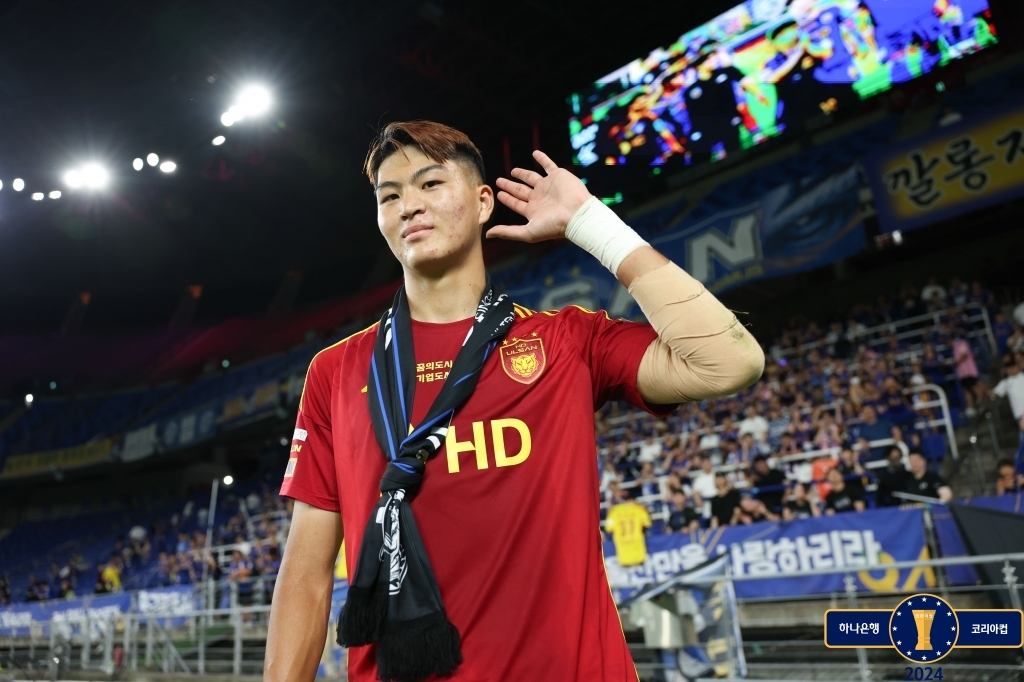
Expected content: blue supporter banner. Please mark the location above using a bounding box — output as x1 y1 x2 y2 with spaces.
160 406 218 450
864 104 1024 233
500 165 865 313
958 493 1024 514
604 507 931 600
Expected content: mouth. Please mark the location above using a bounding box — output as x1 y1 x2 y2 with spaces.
401 224 434 240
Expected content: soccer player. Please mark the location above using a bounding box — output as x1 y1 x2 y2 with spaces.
265 121 764 682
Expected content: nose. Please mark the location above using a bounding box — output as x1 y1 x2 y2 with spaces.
399 188 426 222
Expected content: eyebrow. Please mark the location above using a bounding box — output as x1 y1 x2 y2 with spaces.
375 163 448 193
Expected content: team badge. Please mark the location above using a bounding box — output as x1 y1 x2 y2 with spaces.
499 333 546 384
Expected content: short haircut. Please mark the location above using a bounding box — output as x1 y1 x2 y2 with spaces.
364 120 486 186
996 458 1014 470
908 450 925 459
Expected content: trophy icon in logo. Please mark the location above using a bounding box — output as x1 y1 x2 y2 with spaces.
913 610 936 650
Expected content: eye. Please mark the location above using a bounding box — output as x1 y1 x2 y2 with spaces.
423 179 442 189
379 193 398 204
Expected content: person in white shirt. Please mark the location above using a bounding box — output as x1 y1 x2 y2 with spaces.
991 359 1024 472
738 405 769 444
689 454 718 519
637 434 663 464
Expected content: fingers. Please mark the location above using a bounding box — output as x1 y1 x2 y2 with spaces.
486 224 534 242
510 167 544 187
533 150 559 174
495 177 531 202
496 189 528 216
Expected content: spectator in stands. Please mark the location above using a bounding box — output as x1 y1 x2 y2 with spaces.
902 452 953 502
738 433 767 464
750 455 787 512
709 474 741 529
953 331 984 416
636 461 660 499
732 497 778 525
738 405 768 444
0 577 10 606
993 312 1014 356
996 459 1023 496
990 358 1024 472
101 554 122 592
920 278 947 309
689 454 718 518
58 578 75 600
824 468 865 514
852 405 899 459
876 447 909 507
599 459 620 494
665 491 701 534
777 432 801 456
637 434 662 465
837 447 867 497
782 482 820 521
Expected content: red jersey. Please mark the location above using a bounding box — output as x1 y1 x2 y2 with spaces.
280 304 667 682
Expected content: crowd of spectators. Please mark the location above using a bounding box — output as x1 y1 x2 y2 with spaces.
4 485 289 605
599 276 1024 535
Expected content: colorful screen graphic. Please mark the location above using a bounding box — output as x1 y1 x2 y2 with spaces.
568 0 998 168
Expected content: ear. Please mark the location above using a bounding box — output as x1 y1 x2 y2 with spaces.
476 183 494 227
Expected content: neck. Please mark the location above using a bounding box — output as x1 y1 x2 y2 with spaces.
403 247 487 323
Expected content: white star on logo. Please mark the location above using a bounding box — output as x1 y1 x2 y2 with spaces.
936 599 941 605
947 611 952 616
946 641 951 646
897 611 902 616
906 651 912 655
921 655 928 661
893 626 897 631
897 641 902 646
952 626 956 631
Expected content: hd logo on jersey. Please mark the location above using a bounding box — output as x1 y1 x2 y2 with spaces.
500 333 546 384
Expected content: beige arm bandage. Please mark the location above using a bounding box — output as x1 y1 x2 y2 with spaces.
631 262 765 404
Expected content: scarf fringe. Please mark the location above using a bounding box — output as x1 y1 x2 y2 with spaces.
376 611 463 682
337 584 389 647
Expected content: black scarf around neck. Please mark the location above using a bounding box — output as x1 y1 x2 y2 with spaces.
337 284 514 682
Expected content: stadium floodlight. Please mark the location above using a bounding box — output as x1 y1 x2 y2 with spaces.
13 178 24 191
49 190 61 199
25 393 34 407
237 85 271 117
133 157 144 171
146 153 159 167
0 179 4 190
159 161 176 173
31 192 44 200
223 475 234 486
212 135 226 146
63 163 109 191
220 110 236 127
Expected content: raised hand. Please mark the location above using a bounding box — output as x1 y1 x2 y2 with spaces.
487 150 593 243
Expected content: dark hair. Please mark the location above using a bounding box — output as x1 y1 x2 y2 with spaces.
365 120 485 185
996 458 1015 471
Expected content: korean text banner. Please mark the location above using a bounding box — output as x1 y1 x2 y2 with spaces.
604 507 932 600
500 165 865 313
865 105 1024 232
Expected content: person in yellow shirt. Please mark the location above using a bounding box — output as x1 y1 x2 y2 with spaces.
100 554 122 592
605 501 652 566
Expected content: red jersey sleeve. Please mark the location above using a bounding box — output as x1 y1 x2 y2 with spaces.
279 353 340 512
557 306 677 416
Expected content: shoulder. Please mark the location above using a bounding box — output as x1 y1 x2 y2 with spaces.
308 322 379 375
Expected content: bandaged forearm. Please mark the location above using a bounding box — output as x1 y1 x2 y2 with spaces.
565 197 648 274
631 262 765 404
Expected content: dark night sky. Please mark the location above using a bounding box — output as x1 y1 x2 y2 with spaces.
0 0 747 332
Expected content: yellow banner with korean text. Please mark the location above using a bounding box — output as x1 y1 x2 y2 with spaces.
866 106 1024 232
0 439 113 479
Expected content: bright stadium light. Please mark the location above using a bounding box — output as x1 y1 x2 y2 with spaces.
133 157 144 171
159 161 176 173
237 85 271 116
25 393 34 407
222 475 234 486
31 192 44 200
0 179 4 190
64 163 109 190
13 178 24 191
212 135 226 146
146 153 159 167
220 110 236 127
64 170 83 188
49 190 61 199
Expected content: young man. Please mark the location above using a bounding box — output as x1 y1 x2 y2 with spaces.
824 468 865 514
264 121 764 682
902 451 953 502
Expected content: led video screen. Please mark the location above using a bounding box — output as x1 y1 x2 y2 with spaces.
569 0 998 168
